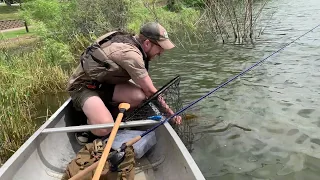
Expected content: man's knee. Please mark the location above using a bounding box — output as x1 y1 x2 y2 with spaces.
130 89 146 107
114 84 146 107
82 96 115 137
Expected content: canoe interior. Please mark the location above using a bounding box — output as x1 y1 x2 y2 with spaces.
0 99 205 180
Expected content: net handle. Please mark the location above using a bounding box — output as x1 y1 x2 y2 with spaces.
124 75 181 121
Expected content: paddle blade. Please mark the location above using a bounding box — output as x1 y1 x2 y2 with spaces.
118 103 130 111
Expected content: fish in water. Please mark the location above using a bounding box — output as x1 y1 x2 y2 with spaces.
184 113 198 120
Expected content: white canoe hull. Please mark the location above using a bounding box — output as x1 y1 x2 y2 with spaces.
0 98 205 180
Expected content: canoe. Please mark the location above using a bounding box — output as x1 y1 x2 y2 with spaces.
0 98 205 180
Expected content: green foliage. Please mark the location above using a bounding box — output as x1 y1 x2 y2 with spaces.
181 0 205 8
126 0 200 36
20 0 132 54
21 0 72 37
21 0 201 43
40 38 73 65
166 0 184 12
70 0 129 35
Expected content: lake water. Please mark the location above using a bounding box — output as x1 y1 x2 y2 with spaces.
149 0 320 179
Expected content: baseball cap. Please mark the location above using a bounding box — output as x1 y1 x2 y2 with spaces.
140 22 175 50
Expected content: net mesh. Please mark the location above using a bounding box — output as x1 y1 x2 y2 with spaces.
123 76 194 151
124 76 182 121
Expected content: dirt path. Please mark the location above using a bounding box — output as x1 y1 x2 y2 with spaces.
0 26 26 33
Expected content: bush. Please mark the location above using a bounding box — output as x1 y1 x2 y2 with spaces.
126 1 200 38
182 0 205 8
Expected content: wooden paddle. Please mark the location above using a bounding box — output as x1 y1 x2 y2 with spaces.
69 102 130 180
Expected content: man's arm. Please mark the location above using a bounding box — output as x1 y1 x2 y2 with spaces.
113 48 181 123
134 75 181 124
134 75 157 98
134 75 173 113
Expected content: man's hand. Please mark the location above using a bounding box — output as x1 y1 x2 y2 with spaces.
172 115 182 125
166 108 182 125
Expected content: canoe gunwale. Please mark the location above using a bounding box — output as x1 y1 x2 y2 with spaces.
0 98 72 176
163 123 205 180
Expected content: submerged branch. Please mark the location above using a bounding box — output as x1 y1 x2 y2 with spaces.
202 0 266 44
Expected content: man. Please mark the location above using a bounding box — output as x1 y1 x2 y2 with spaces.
67 22 181 144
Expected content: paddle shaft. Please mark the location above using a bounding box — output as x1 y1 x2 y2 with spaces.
69 103 130 180
92 106 128 180
69 161 98 180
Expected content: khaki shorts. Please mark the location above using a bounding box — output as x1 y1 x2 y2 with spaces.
69 85 115 111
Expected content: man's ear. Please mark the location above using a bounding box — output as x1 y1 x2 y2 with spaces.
143 39 152 51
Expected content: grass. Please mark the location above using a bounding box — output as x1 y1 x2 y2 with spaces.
0 46 72 165
0 27 37 50
0 3 21 20
0 27 34 39
0 35 38 51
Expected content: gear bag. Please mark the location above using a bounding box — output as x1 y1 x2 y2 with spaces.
64 139 135 180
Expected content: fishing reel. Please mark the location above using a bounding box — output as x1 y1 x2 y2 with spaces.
107 143 127 172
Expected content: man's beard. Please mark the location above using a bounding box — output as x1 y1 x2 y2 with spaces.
146 52 160 61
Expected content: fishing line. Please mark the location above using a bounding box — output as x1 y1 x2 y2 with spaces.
141 23 320 137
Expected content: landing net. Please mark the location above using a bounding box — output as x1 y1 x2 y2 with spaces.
124 75 194 151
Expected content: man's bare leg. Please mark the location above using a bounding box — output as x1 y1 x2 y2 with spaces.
82 96 114 136
82 81 146 137
113 81 146 108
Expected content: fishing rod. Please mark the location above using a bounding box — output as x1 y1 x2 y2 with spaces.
70 24 320 179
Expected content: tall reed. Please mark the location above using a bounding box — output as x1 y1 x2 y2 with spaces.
0 43 71 164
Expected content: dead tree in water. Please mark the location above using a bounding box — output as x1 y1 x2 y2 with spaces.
248 0 253 43
202 0 265 45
